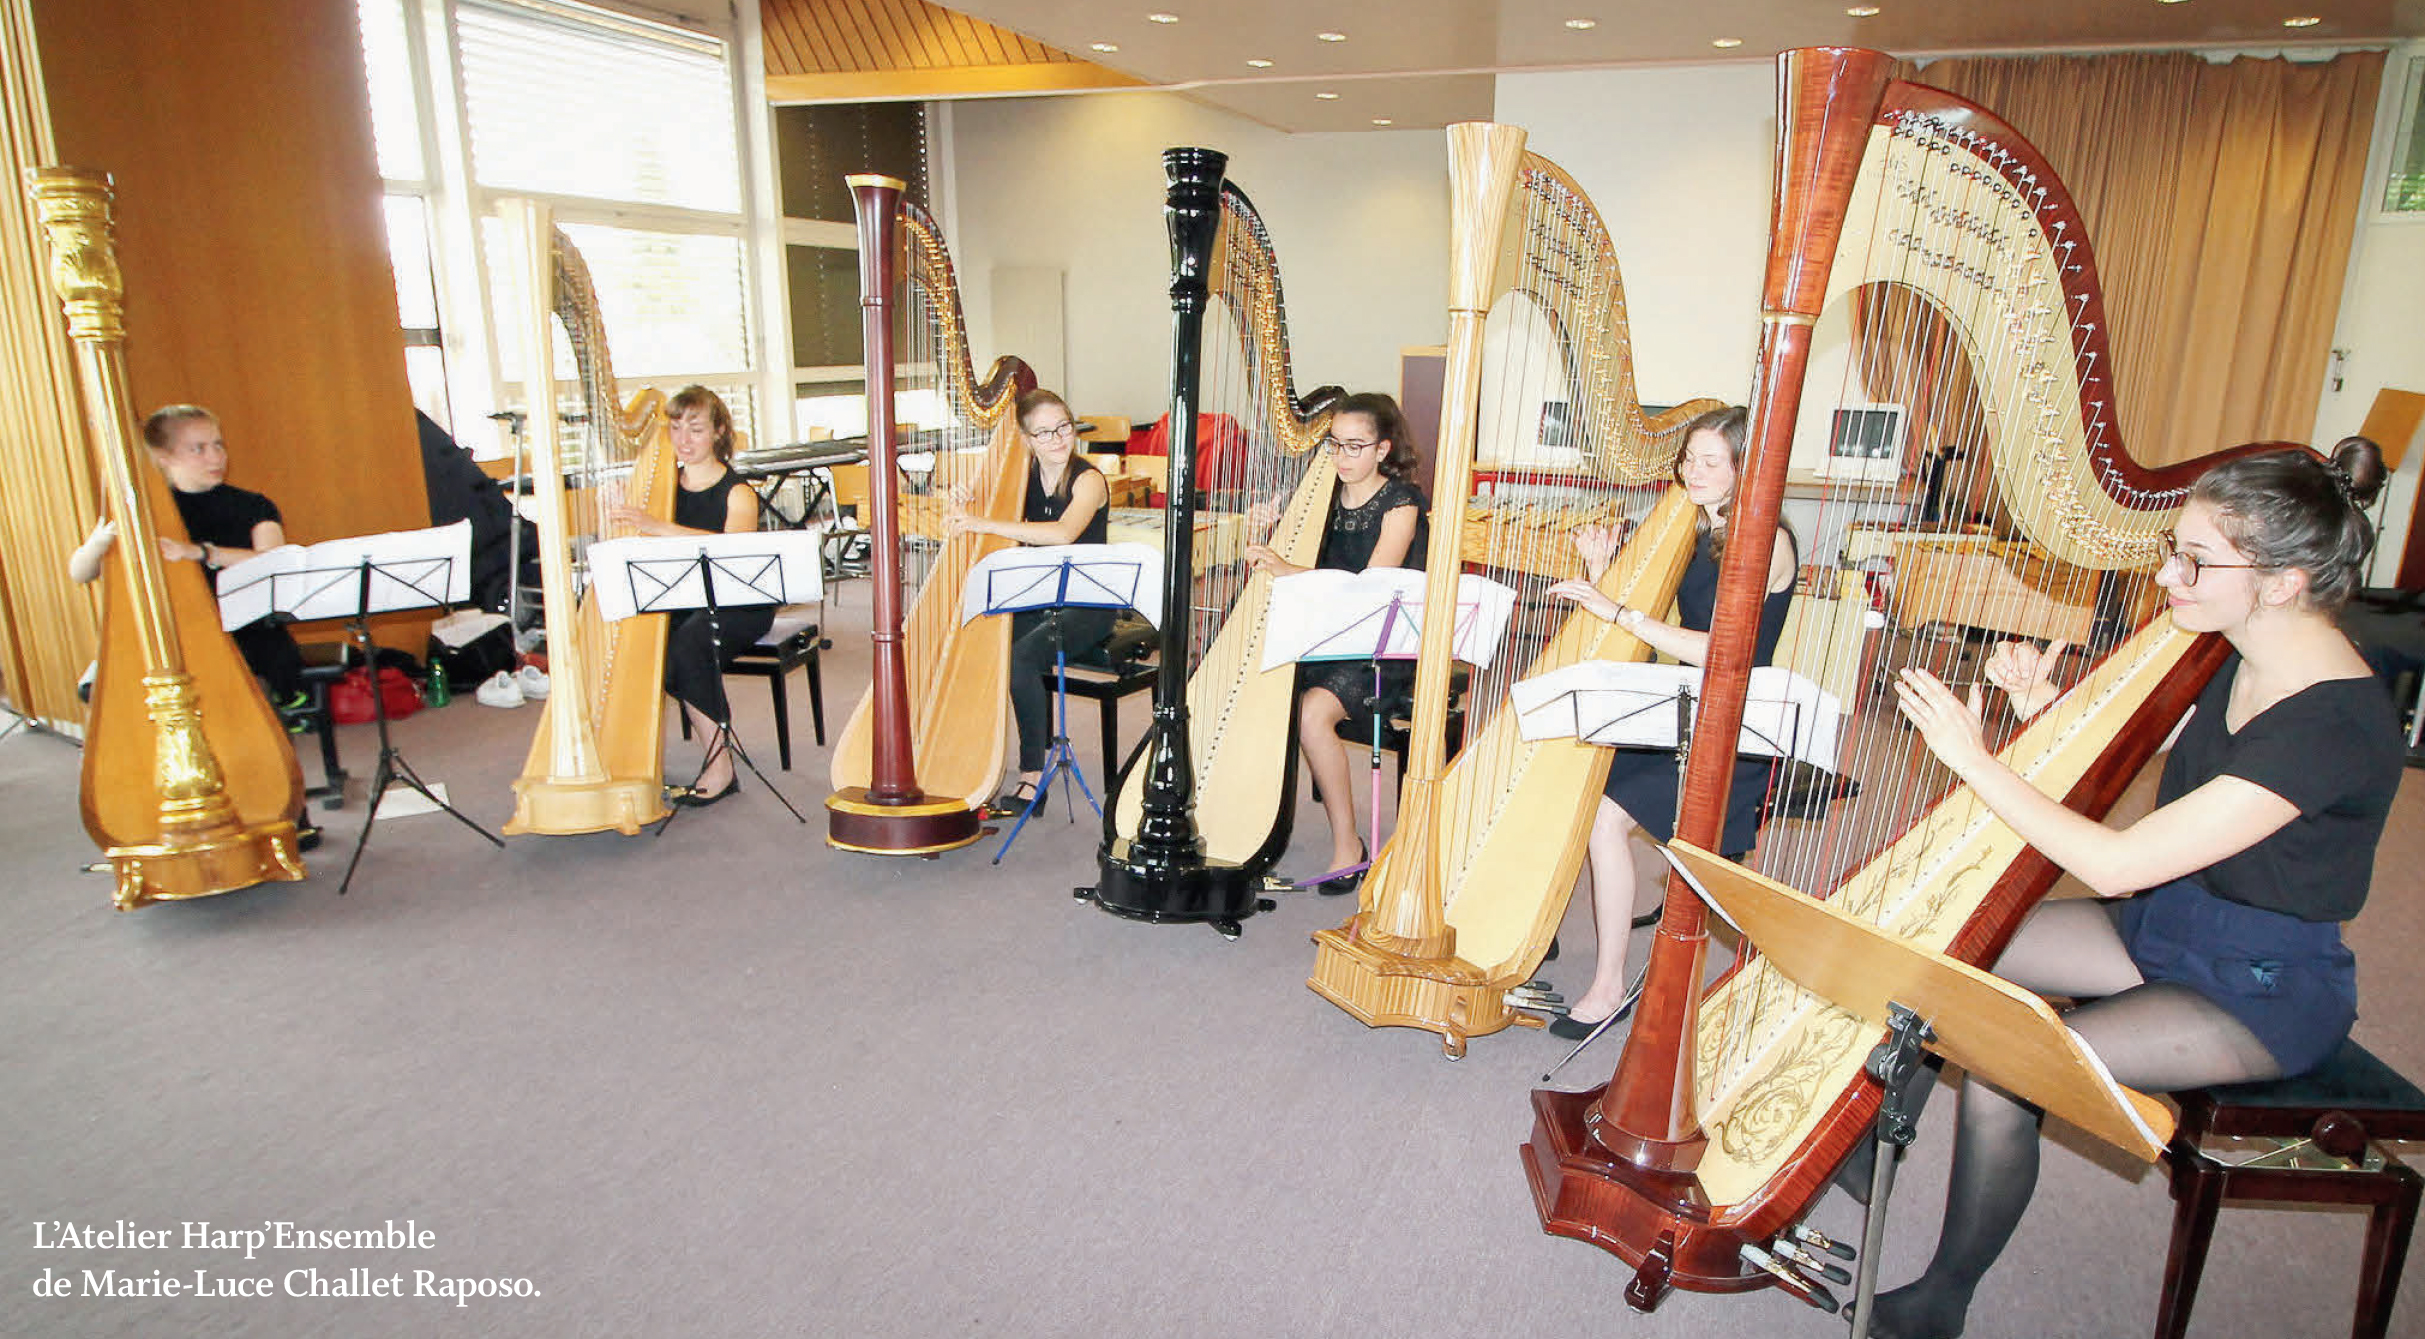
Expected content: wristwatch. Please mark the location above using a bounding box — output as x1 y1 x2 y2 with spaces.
199 542 219 570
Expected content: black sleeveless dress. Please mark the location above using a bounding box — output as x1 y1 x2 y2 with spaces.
1297 476 1428 737
662 468 774 719
1601 531 1795 853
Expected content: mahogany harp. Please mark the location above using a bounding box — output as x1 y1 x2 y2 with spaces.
502 201 678 837
1099 169 1341 888
1307 123 1721 1054
1522 48 2278 1308
825 175 1034 855
32 168 304 908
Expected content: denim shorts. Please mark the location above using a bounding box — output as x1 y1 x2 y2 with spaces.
2117 877 2356 1077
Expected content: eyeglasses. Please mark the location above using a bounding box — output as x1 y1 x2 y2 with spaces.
1027 421 1078 442
2156 530 2257 586
1321 435 1382 456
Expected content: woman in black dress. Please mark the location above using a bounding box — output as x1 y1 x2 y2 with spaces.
1542 404 1797 1036
943 389 1113 818
608 385 765 806
1872 438 2400 1339
1243 391 1428 890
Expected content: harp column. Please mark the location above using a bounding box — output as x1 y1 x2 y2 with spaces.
825 173 986 855
1081 147 1265 933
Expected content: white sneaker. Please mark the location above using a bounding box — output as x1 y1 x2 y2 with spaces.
475 670 525 708
515 664 551 700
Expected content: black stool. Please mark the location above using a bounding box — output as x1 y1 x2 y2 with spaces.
721 607 827 771
1046 614 1159 769
291 648 349 810
2158 1039 2425 1339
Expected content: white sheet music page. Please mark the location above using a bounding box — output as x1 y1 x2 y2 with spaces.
212 520 472 628
1510 660 1844 768
956 542 1163 625
1259 568 1519 671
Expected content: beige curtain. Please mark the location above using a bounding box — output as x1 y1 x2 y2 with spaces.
1900 51 2384 468
0 0 103 728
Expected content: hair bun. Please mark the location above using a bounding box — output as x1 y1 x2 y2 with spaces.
2329 435 2386 509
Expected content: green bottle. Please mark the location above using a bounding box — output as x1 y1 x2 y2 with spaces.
426 660 452 707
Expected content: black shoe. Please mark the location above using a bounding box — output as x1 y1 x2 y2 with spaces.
1631 901 1667 929
981 782 1038 821
1317 841 1369 896
1547 1013 1611 1042
1544 936 1560 962
296 824 323 853
674 779 738 808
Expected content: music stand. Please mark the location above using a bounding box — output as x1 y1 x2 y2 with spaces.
957 542 1160 862
214 520 503 895
1258 566 1519 886
1512 660 1843 1066
1658 841 2174 1333
584 529 825 835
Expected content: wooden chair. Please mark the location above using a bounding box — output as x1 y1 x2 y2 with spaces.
2157 1039 2425 1339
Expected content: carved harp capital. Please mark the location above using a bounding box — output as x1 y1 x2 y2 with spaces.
26 168 128 341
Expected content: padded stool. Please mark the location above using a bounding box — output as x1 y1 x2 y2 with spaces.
1047 614 1159 770
723 605 828 771
2158 1039 2425 1339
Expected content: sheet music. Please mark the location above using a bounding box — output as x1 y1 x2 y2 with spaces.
957 542 1162 625
1259 568 1520 670
213 520 472 629
585 529 826 622
1510 660 1843 769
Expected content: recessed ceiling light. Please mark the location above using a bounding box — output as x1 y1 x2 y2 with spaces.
1371 117 1393 125
2282 14 2321 25
1316 91 1340 100
1147 12 1179 22
2157 0 2191 5
1846 5 1881 15
1245 58 1274 67
1711 37 1743 48
1316 31 1348 42
1565 18 1598 30
1090 41 1119 52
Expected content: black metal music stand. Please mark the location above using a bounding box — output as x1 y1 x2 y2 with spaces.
583 529 825 836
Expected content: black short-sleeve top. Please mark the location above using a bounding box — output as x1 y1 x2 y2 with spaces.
1316 476 1428 574
1023 457 1108 545
673 468 746 534
2154 655 2403 922
171 484 281 551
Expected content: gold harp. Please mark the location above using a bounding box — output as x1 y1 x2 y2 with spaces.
31 167 305 909
1308 123 1721 1055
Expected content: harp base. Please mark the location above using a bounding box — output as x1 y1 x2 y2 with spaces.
824 789 984 856
105 821 307 911
1522 1084 1764 1308
1306 921 1543 1059
503 776 668 837
1083 838 1262 927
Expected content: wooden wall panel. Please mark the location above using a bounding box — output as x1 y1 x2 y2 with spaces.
30 0 424 556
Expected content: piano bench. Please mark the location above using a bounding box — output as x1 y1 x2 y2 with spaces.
2158 1039 2425 1339
724 607 828 772
292 653 350 810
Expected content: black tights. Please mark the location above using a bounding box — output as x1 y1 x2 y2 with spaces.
1867 899 2281 1339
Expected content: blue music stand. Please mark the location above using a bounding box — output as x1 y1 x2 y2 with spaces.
959 542 1158 863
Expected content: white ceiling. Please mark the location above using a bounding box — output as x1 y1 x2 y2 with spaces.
937 0 2421 130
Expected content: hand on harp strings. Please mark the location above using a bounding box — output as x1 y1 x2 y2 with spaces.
1893 666 1995 778
1982 638 2069 722
1568 519 1629 580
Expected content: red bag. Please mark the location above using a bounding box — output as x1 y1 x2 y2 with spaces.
329 665 422 724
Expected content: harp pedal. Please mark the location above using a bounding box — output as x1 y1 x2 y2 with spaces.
1738 1242 1840 1314
1507 981 1566 1013
1770 1237 1853 1286
1786 1224 1857 1261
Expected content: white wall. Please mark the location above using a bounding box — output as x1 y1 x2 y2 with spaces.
1493 63 1779 408
2310 43 2425 584
945 91 1450 427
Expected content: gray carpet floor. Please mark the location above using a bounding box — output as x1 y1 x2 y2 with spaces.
4 593 2419 1338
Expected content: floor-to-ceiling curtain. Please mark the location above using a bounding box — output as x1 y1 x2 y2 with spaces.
1897 51 2383 468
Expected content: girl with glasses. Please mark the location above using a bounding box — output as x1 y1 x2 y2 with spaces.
1873 436 2398 1339
944 389 1113 818
1244 391 1426 892
1539 404 1799 1038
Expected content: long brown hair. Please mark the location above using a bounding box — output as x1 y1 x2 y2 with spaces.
1329 391 1419 481
669 385 737 464
1016 388 1093 506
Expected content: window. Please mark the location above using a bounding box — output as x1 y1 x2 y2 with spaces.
356 0 770 453
2385 54 2425 214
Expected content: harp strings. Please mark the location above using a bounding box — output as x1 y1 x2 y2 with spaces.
1434 164 1691 912
1694 108 2174 1130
